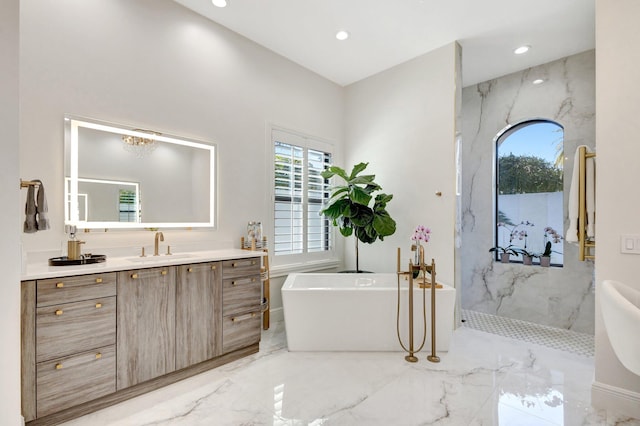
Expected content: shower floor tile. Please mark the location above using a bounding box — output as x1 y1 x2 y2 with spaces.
461 309 594 357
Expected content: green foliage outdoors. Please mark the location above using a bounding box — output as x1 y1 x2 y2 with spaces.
498 154 563 194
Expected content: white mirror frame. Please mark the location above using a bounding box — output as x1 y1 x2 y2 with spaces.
65 116 217 229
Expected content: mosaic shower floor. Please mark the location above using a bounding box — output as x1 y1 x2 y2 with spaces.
461 309 595 357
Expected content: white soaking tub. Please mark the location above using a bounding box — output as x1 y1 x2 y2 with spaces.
281 273 456 352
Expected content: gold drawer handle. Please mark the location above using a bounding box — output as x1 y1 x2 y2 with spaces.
95 352 102 360
251 278 256 282
95 303 102 309
231 281 237 286
231 262 237 267
231 312 257 322
131 273 138 279
187 267 193 273
55 309 63 316
55 363 63 370
161 270 167 276
211 265 217 270
251 260 256 265
56 282 64 288
95 278 103 283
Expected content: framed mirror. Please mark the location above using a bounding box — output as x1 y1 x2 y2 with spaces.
64 116 216 229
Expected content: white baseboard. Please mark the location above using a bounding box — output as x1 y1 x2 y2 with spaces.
268 307 284 323
592 381 640 420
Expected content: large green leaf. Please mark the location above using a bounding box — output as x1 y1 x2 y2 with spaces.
350 206 373 227
350 186 373 205
348 162 369 180
320 198 348 219
321 165 349 181
349 175 376 185
373 211 396 237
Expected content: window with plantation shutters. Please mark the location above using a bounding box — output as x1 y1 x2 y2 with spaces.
273 129 333 257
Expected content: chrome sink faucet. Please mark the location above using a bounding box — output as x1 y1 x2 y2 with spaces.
154 231 164 256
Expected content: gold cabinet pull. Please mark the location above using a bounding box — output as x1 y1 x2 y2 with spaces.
187 267 193 273
231 262 237 267
55 309 63 316
231 312 257 322
251 278 256 282
211 265 217 270
251 260 256 265
95 303 102 309
56 282 64 288
95 353 102 359
55 363 63 370
95 278 103 283
231 281 236 286
161 270 167 276
131 273 138 279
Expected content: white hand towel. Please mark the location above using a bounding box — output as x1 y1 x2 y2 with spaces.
23 184 37 233
35 179 50 230
566 145 595 243
586 153 595 238
566 147 582 243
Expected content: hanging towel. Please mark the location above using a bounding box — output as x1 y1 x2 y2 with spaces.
23 184 37 233
35 179 50 230
567 146 595 242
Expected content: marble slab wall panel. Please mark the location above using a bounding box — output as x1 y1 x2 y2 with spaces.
460 50 596 333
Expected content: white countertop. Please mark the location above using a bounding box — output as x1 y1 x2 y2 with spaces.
22 249 265 281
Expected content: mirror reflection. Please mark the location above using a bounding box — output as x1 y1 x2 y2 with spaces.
65 116 216 229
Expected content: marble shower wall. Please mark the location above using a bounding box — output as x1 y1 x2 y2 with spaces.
460 50 595 334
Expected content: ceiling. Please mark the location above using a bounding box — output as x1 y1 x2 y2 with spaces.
173 0 595 87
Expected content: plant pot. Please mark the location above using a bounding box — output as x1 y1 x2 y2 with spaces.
523 255 533 265
500 253 510 263
539 256 551 267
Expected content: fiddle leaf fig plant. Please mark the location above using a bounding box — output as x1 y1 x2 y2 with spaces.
320 162 396 272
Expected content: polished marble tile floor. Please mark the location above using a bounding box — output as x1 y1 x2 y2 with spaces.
63 319 638 426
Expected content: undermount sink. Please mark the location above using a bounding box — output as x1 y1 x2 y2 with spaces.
125 253 195 263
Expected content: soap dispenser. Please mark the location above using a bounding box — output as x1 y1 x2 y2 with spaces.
66 225 85 260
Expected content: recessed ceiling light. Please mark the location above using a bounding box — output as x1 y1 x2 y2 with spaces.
335 30 350 41
514 45 530 55
532 79 545 85
211 0 228 7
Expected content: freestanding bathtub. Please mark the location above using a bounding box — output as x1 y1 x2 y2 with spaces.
281 273 456 352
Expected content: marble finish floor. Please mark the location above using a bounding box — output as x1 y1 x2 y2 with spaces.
62 319 638 426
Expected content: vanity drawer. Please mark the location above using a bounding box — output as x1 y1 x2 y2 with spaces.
37 272 117 307
36 344 116 418
36 296 116 363
222 258 260 279
222 311 261 353
223 277 261 315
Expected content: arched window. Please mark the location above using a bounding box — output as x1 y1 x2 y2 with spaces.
494 120 564 266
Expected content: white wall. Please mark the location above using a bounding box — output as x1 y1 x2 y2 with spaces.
343 43 459 284
592 0 640 418
19 0 344 258
0 0 23 424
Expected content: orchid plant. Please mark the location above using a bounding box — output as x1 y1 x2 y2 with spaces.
411 225 431 264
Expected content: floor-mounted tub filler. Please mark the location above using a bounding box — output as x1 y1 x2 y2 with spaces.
600 279 640 376
281 273 456 353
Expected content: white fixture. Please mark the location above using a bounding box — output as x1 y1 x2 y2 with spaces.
600 280 640 376
620 234 640 254
533 79 545 85
514 45 530 55
211 0 227 7
335 30 350 41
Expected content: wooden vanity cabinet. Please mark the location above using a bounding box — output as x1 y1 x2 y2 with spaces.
116 266 176 390
175 262 222 369
221 258 262 353
21 272 117 421
21 254 262 425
